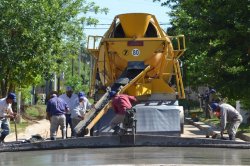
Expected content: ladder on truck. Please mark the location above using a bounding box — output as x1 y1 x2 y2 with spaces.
74 66 151 136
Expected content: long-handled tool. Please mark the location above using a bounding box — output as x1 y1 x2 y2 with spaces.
13 117 18 141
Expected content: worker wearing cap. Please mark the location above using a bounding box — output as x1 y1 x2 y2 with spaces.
77 92 92 110
203 88 217 119
59 86 78 138
0 93 16 143
71 93 87 137
210 102 242 140
46 91 69 140
109 91 137 135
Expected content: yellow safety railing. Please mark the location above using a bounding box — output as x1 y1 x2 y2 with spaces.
169 35 186 59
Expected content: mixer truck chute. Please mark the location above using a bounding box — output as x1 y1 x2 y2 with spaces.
2 14 250 153
79 13 186 136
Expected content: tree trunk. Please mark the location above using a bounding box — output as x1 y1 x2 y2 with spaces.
1 79 7 97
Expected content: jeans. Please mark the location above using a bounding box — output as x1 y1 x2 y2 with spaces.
0 118 10 141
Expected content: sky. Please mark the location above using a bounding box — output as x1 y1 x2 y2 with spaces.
84 0 171 37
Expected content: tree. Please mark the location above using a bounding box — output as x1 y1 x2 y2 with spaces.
0 0 108 97
156 0 250 105
62 45 92 94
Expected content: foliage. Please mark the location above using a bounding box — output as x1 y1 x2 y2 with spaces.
24 105 46 118
179 99 200 111
25 107 40 117
61 46 92 94
157 0 250 107
0 0 108 96
239 123 250 133
20 86 33 104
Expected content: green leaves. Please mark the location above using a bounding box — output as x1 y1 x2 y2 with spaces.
159 0 250 104
0 0 107 95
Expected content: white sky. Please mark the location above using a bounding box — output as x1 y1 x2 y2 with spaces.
84 0 171 37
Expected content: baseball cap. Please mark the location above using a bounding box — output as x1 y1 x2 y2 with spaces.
79 96 85 100
109 91 116 98
78 92 85 97
210 89 216 94
210 102 219 112
66 86 73 91
7 93 16 102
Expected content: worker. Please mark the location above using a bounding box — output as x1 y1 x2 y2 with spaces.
71 93 86 137
0 93 16 144
77 92 92 110
210 102 242 140
59 86 78 138
46 91 69 140
109 91 137 135
203 88 217 119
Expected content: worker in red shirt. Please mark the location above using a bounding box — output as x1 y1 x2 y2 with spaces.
109 91 137 135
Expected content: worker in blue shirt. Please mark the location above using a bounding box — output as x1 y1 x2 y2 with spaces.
46 91 69 140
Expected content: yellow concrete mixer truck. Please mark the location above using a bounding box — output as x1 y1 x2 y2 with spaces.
75 13 186 136
3 13 248 152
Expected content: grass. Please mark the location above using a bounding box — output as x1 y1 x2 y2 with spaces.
201 117 220 128
198 111 250 133
239 123 250 133
24 104 46 119
25 107 40 117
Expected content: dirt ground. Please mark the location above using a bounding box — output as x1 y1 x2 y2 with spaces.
5 119 51 142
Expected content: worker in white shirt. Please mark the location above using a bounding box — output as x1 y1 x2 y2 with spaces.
0 93 16 143
59 86 78 138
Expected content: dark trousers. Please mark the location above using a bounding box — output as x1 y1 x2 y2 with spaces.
65 114 73 137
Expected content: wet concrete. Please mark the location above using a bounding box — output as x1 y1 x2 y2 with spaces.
1 121 249 165
0 147 249 165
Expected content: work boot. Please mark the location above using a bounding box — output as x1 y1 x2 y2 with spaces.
229 134 235 141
